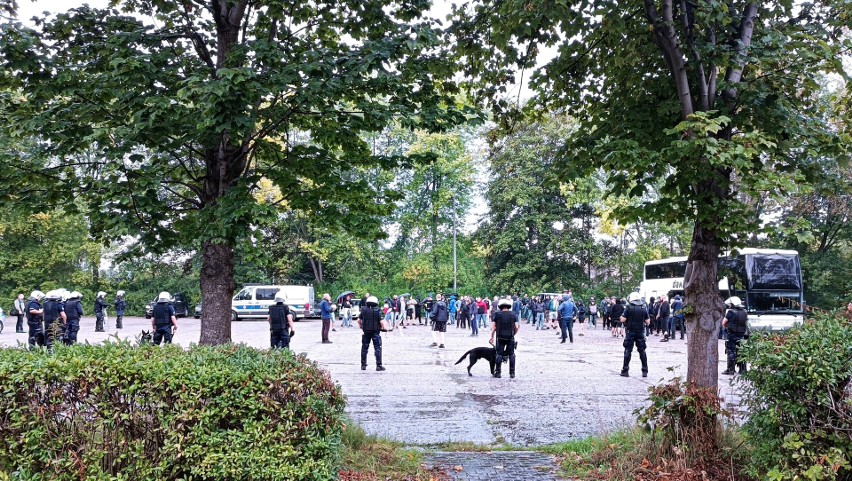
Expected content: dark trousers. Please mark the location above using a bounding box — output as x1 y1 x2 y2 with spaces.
560 318 574 343
361 331 382 367
622 330 648 374
28 320 45 348
153 325 173 345
15 313 24 332
457 312 467 329
726 332 744 365
495 338 516 375
64 319 80 345
321 319 331 341
115 311 124 329
95 313 105 332
271 329 290 349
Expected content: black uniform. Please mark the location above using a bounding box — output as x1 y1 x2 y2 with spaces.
621 302 649 377
43 298 65 349
493 310 518 378
359 305 384 370
114 296 126 329
268 303 292 349
26 299 45 348
610 301 625 328
723 307 748 374
152 302 176 345
64 298 84 345
94 297 107 332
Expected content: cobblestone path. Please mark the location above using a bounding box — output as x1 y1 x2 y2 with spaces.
425 451 565 480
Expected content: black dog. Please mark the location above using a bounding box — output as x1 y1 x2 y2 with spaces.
137 330 152 346
455 347 496 376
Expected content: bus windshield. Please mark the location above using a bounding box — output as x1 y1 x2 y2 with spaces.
746 291 803 314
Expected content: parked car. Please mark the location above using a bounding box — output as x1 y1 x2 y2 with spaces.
145 293 191 319
231 284 315 322
194 302 202 318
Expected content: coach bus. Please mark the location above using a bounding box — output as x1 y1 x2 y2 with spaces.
638 248 804 331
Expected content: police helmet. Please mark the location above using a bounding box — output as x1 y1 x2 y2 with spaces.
69 291 83 300
674 295 682 301
366 296 379 306
59 289 71 301
274 291 287 303
628 292 642 305
116 290 126 297
157 291 172 303
725 296 743 308
45 289 62 300
498 297 512 308
97 291 106 299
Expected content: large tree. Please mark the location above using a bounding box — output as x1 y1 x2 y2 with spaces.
0 0 469 344
450 0 847 389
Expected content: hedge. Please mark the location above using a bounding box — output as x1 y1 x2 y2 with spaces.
739 314 852 481
0 342 345 480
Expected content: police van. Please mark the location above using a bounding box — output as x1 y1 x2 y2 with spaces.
231 284 315 321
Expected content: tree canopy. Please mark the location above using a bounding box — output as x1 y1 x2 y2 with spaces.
1 0 472 343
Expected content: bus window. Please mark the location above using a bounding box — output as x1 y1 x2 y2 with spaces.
645 261 687 280
746 292 803 313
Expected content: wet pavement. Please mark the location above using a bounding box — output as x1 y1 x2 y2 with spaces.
424 451 563 480
0 316 745 446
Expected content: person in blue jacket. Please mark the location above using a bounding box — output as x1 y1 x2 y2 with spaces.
558 295 577 344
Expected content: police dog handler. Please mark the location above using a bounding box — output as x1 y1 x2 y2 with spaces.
267 291 295 349
151 291 178 345
490 297 520 378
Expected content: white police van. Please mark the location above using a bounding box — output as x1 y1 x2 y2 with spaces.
231 284 315 321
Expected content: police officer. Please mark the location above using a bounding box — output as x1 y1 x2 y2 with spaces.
620 292 650 377
94 291 107 332
151 291 178 345
64 291 84 345
26 290 46 349
114 290 126 329
43 289 67 350
358 296 385 371
490 297 520 378
722 296 748 375
267 291 295 349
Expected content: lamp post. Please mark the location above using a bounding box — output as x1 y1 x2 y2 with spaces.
452 196 458 292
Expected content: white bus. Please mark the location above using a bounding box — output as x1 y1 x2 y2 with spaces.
638 248 804 331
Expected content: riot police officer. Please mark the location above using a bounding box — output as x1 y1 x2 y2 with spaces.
722 296 748 375
151 291 177 345
114 290 126 329
26 290 46 348
267 291 294 349
620 292 650 377
358 296 385 371
43 289 67 350
94 291 107 332
490 298 520 378
64 291 84 345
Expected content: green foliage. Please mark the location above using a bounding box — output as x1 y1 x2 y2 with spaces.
739 315 852 480
0 342 345 481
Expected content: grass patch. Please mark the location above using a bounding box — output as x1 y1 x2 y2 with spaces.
338 421 450 481
539 430 647 479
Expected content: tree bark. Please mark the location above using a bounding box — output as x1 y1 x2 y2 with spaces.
199 240 235 345
684 218 724 390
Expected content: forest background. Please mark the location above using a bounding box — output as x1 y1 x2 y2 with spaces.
1 110 849 316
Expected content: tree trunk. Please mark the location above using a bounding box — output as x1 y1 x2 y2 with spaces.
199 241 235 345
683 221 724 391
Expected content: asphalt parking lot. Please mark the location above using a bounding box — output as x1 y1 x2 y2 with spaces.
0 314 744 446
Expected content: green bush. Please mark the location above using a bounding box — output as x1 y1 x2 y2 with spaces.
739 315 852 481
0 342 345 480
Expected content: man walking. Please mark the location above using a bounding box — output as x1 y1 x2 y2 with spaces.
558 294 576 344
620 292 650 377
430 294 449 348
13 293 26 333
